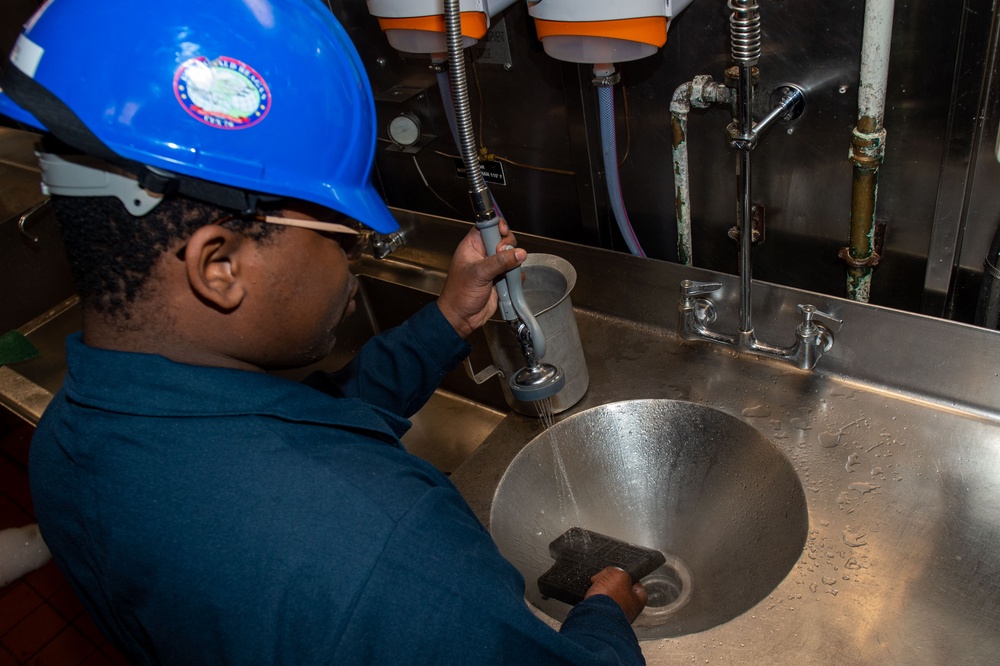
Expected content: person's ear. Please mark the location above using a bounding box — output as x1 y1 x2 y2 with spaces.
183 225 248 311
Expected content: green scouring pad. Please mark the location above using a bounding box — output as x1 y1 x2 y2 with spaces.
0 330 40 367
538 527 666 606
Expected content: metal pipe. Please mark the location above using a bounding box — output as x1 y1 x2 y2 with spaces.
737 71 754 333
846 0 895 302
671 83 694 266
671 77 733 266
729 0 761 334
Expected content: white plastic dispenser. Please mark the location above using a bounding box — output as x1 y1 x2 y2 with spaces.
526 0 695 64
367 0 518 54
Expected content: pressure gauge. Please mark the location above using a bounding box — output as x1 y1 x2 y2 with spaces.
388 113 422 147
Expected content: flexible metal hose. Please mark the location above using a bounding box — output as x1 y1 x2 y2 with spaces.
444 2 491 215
443 0 549 361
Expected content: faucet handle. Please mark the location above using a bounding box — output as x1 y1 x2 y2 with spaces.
797 304 843 332
680 280 723 298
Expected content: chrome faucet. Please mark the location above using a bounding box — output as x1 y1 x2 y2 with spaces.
679 281 841 371
371 230 406 259
677 0 841 371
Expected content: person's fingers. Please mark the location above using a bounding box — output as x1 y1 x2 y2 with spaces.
478 246 525 282
590 566 630 587
585 567 647 623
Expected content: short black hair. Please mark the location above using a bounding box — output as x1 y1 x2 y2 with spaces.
52 194 282 318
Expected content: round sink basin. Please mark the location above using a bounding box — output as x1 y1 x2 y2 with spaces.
489 399 808 639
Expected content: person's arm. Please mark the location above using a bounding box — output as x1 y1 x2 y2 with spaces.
309 223 524 417
334 486 647 665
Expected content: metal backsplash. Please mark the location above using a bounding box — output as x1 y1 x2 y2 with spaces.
328 0 1000 324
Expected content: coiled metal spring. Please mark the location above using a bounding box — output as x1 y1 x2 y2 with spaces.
728 0 762 63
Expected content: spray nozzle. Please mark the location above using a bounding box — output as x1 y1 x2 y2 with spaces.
474 217 565 404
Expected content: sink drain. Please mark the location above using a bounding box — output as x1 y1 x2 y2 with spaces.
635 554 692 627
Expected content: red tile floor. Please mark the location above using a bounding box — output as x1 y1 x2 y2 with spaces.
0 414 128 665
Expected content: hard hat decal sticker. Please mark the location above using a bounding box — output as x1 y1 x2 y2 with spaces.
174 56 271 130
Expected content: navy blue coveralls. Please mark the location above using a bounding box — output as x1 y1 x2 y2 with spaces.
31 304 644 664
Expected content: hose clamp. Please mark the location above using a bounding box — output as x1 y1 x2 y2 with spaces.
591 71 621 87
838 247 881 268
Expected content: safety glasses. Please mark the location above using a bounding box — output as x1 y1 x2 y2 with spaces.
260 214 371 261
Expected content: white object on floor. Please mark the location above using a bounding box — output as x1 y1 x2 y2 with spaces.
0 523 52 587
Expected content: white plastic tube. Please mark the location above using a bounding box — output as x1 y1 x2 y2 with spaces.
858 0 895 125
597 84 646 257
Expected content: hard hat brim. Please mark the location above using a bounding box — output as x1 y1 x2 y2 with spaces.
344 183 399 234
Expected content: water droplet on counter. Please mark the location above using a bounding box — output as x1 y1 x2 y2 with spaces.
849 481 880 494
845 453 861 472
742 405 771 418
809 582 818 592
789 417 812 430
822 576 836 585
871 466 882 475
819 431 842 448
842 528 867 547
845 557 862 570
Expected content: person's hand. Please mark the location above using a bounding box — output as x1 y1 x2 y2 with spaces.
584 566 648 624
437 220 525 339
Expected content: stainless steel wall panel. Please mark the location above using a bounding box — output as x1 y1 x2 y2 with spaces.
314 1 1000 322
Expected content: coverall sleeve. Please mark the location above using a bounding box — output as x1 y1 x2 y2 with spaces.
332 485 646 665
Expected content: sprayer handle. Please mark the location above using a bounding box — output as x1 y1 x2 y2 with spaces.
475 218 547 359
477 218 518 322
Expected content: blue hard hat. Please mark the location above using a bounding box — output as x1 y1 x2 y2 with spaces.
0 0 398 233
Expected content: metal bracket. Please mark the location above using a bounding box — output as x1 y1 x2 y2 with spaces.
728 203 766 245
463 357 504 385
839 221 886 268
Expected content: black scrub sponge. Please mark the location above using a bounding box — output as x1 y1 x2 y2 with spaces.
537 527 666 606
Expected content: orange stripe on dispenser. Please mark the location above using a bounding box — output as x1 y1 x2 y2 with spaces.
532 17 668 48
377 13 489 40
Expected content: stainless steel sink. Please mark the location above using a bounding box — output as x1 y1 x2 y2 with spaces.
489 399 808 639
